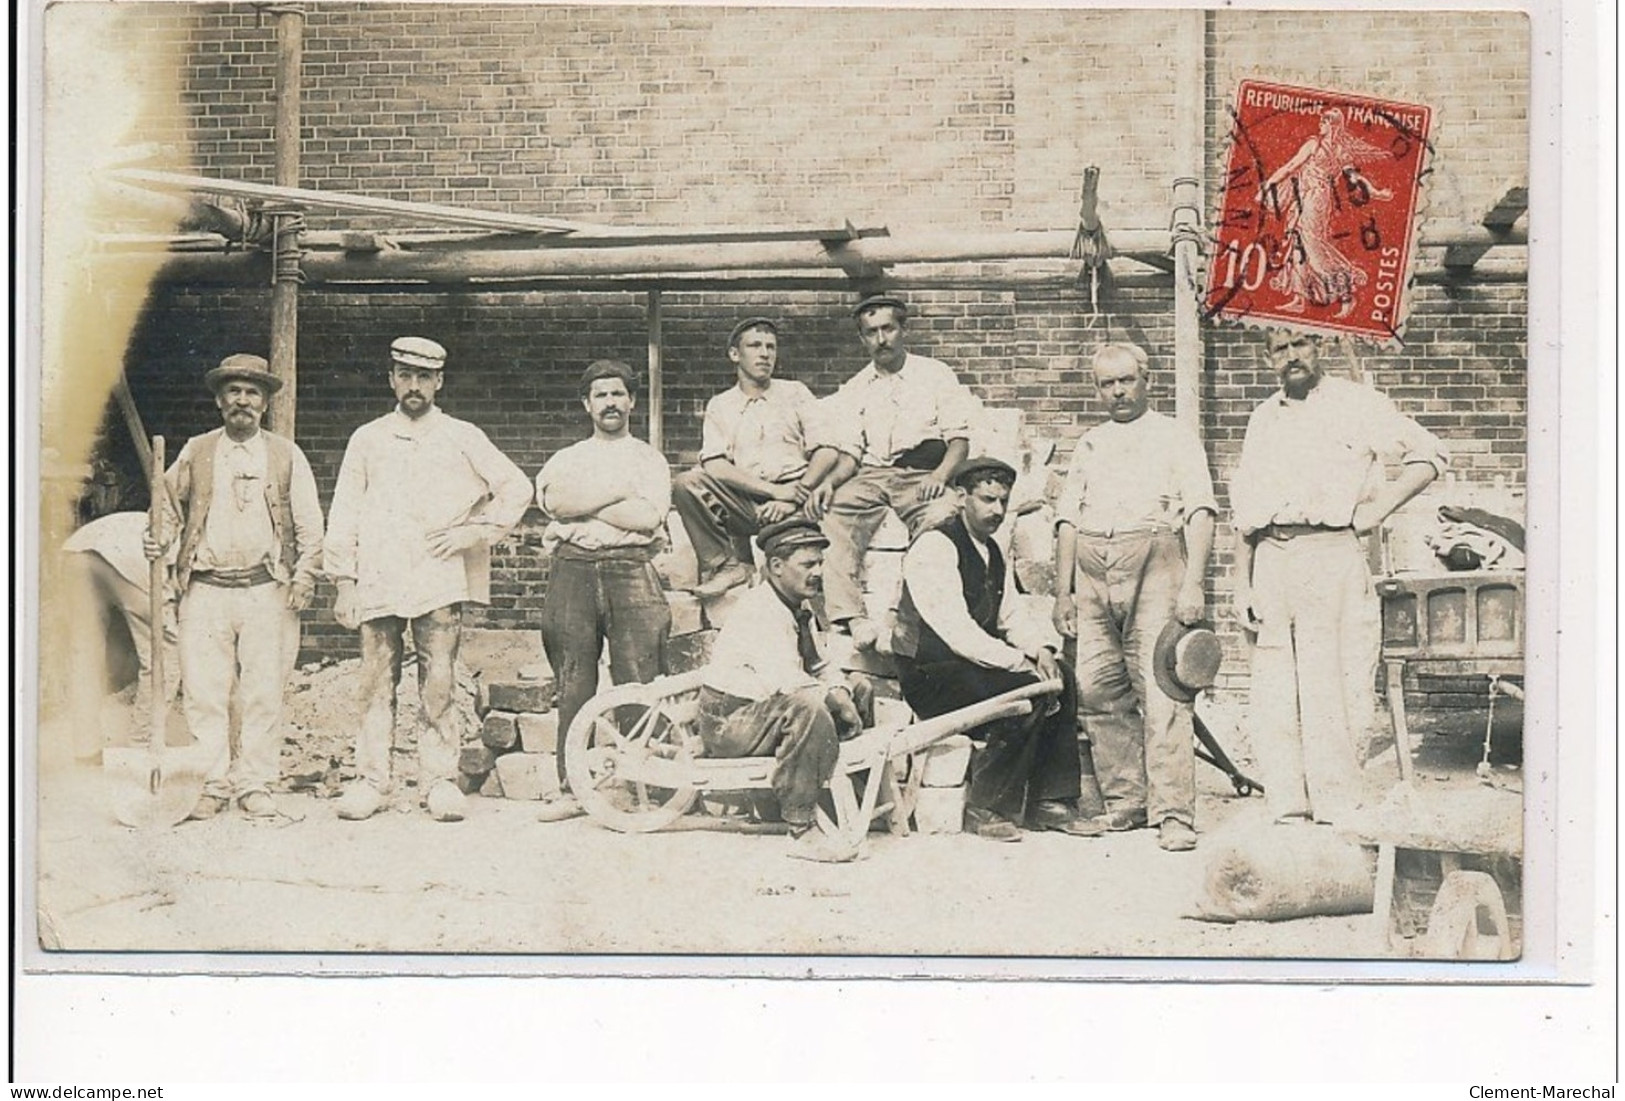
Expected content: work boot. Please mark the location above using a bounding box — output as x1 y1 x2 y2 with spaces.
425 780 467 823
238 790 279 819
786 827 859 863
1157 818 1198 852
1084 807 1149 833
1026 799 1106 836
188 794 229 822
963 805 1023 842
537 791 585 823
693 560 755 598
335 781 385 822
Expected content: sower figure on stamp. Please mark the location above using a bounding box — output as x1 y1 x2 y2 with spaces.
1052 344 1217 852
699 518 875 863
144 354 324 821
671 317 835 598
1231 328 1448 825
802 293 977 649
325 337 532 823
892 457 1092 842
534 360 674 823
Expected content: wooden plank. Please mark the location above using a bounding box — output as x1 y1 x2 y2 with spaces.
1444 185 1528 269
111 167 613 236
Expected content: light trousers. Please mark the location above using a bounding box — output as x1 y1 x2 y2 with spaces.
356 604 463 791
178 580 299 799
821 466 958 624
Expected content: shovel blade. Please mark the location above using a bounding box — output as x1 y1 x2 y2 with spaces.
106 750 208 829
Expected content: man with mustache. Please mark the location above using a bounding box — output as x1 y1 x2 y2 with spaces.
807 293 978 649
893 457 1090 842
671 317 834 598
325 337 532 823
1231 328 1448 825
144 354 324 821
1052 343 1216 851
533 359 673 823
698 517 873 862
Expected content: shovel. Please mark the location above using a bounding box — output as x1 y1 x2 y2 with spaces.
108 435 206 828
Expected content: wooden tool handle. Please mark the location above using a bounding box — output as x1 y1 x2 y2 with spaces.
148 435 166 754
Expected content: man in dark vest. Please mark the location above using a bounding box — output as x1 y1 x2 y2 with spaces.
145 354 324 821
891 456 1092 841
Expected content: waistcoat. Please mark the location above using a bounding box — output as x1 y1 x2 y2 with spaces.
174 428 299 589
892 515 1005 664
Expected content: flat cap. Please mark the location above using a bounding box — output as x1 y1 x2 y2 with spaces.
757 517 830 559
205 353 281 396
579 359 638 393
728 316 779 346
949 455 1017 489
851 293 908 320
390 336 447 371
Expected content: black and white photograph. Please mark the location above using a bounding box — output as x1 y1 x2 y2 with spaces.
24 0 1571 975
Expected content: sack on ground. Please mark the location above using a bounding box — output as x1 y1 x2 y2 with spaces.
1192 809 1376 923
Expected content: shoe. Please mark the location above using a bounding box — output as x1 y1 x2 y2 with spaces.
188 794 229 822
536 792 585 823
1086 808 1149 833
693 561 755 598
846 617 881 652
425 780 467 823
1273 812 1314 826
238 791 279 819
1157 818 1198 852
963 806 1023 842
786 828 860 863
336 782 385 821
1026 799 1107 836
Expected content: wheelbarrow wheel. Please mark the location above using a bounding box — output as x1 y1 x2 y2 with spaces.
1232 778 1255 798
563 686 702 833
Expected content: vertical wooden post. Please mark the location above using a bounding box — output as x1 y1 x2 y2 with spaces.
266 3 304 436
1171 8 1205 434
647 289 664 452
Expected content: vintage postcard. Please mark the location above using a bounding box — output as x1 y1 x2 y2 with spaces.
19 0 1570 989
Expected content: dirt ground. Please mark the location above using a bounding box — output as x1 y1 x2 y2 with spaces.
29 675 1524 963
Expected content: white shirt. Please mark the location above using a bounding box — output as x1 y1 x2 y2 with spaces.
702 580 840 701
902 527 1060 672
823 353 977 467
324 406 533 621
534 434 672 553
1055 409 1218 535
1230 375 1450 536
195 432 276 571
699 379 828 483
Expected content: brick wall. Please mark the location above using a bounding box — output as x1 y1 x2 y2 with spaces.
61 4 1530 699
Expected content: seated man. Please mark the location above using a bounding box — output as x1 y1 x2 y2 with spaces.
671 317 834 598
698 517 874 863
891 457 1092 841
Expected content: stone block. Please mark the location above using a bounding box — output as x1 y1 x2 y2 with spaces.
481 710 520 751
668 629 717 674
919 734 973 787
653 510 701 591
496 751 562 801
912 785 966 834
478 770 504 798
667 591 704 637
481 678 556 714
516 710 560 754
459 744 498 777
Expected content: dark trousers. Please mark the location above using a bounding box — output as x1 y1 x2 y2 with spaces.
671 467 776 575
898 658 1082 823
696 685 840 828
541 548 672 786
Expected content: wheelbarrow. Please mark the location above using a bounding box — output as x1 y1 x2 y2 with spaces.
563 671 1062 847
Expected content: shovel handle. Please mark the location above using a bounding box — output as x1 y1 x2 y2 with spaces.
148 435 167 756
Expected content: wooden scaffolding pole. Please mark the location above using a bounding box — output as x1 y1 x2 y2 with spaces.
266 3 304 436
647 290 664 452
1170 8 1205 434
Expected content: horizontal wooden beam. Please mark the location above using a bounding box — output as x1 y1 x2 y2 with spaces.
1444 185 1529 269
107 256 1527 295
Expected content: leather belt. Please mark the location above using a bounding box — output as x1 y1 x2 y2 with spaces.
193 564 275 588
1258 523 1353 541
1076 523 1176 538
553 543 657 564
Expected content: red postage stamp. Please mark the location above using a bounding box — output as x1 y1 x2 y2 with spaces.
1205 80 1432 345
